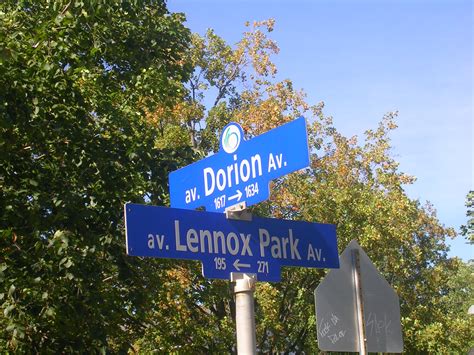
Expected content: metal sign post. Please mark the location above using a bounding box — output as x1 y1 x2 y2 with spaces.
227 204 257 355
352 249 367 355
232 272 257 355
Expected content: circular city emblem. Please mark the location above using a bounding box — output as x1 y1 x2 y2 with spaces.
221 123 241 154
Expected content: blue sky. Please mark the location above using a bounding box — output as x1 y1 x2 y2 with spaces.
168 0 473 260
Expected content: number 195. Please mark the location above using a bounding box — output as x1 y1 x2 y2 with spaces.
214 257 226 270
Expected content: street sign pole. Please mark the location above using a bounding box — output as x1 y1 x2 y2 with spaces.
232 272 257 355
352 249 367 355
227 203 257 355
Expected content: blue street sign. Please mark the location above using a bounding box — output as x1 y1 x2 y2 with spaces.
125 203 339 282
169 117 310 213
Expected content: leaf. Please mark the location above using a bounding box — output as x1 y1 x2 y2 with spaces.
42 62 53 72
8 284 16 297
4 304 15 317
64 259 73 269
29 179 38 187
45 307 55 317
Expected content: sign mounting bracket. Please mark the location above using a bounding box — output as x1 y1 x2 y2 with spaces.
225 202 252 221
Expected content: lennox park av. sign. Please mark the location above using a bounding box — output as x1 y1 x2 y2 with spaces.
125 203 339 282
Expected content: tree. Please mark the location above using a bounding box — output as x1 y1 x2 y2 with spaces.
144 19 281 152
0 1 193 352
418 259 474 353
461 190 474 246
136 20 472 353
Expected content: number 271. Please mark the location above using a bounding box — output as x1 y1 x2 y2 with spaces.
257 261 268 273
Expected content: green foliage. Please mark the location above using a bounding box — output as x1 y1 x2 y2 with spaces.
134 264 235 353
461 190 474 246
405 260 474 353
0 0 194 352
